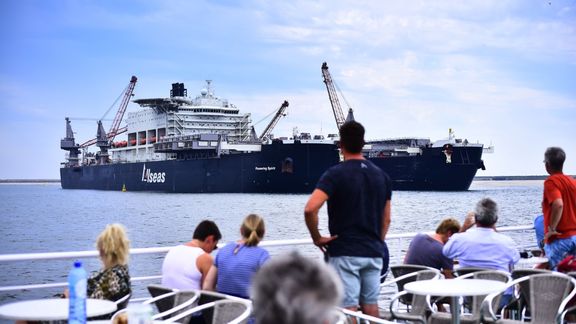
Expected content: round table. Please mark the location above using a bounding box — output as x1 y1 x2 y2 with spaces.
0 298 117 321
404 279 506 324
516 257 548 269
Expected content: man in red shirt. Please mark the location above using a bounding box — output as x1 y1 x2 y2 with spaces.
542 147 576 270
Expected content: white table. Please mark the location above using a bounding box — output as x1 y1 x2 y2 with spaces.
0 298 117 321
516 257 548 269
404 279 506 324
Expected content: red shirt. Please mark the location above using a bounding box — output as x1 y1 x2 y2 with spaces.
542 173 576 243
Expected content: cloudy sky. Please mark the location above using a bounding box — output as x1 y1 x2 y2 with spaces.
1 0 575 179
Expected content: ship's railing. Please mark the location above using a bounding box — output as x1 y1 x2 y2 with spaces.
0 225 536 301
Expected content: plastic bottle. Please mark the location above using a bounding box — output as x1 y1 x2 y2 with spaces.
68 260 87 324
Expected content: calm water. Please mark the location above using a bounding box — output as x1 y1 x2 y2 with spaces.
0 180 543 303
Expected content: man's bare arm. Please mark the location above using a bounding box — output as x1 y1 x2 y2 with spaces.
545 198 564 240
381 199 391 241
304 189 337 249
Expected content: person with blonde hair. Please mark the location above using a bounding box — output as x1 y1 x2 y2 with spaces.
88 223 131 301
203 214 269 298
64 223 131 304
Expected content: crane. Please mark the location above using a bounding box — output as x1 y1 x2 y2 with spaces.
79 76 138 148
259 100 289 141
321 62 353 130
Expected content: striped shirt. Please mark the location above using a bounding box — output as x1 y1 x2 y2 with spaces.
214 243 269 298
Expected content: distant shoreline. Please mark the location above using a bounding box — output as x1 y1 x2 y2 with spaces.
473 175 549 181
1 175 568 184
0 179 61 183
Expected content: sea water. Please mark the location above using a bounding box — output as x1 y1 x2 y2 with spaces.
0 180 544 303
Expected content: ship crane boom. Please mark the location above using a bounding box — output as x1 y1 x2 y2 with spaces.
79 76 137 148
321 62 348 130
259 100 289 141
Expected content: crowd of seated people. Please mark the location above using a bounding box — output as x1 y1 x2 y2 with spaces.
61 199 555 322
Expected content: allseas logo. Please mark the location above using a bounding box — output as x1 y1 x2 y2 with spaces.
141 164 166 183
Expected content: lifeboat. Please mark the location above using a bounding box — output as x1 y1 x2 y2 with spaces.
150 136 157 143
140 138 147 144
129 139 137 146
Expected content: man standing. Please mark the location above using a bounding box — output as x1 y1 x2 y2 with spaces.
542 147 576 270
304 120 392 317
162 220 222 290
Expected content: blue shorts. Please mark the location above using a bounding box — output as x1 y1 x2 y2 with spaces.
545 236 576 270
329 256 383 308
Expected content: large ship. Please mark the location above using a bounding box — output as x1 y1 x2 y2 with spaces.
60 78 340 193
60 65 489 193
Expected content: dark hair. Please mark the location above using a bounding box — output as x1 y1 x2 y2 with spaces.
544 147 566 172
193 220 222 241
474 198 498 227
339 121 365 154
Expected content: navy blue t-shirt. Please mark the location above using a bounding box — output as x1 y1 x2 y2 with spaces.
316 159 392 258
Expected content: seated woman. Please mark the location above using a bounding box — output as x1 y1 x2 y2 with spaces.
87 223 131 303
64 224 131 306
203 214 270 298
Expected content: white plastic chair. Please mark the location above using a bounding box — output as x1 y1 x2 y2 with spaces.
164 299 252 324
110 289 200 322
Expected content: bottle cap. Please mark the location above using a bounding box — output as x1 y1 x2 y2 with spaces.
74 260 82 267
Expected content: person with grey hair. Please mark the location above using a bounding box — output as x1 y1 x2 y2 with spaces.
250 252 343 324
443 198 519 272
541 147 576 270
442 198 520 308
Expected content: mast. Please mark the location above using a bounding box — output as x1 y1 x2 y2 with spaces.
321 62 346 129
259 101 289 141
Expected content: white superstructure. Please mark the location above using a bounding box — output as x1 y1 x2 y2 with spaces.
109 81 254 163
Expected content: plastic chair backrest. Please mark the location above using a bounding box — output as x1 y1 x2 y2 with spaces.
511 268 551 313
460 270 511 317
390 265 433 306
528 273 576 323
147 284 176 315
452 266 488 277
164 299 252 324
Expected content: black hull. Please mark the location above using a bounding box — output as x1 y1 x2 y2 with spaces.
61 143 484 193
369 145 484 191
61 142 341 193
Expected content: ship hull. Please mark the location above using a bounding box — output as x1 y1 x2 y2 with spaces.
61 143 484 193
368 145 484 191
61 142 341 193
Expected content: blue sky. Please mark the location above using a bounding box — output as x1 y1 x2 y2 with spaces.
1 0 575 179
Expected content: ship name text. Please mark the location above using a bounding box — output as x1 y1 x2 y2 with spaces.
142 164 166 183
255 166 276 171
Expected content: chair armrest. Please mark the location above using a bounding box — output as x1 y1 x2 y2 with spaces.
380 269 441 289
164 301 217 322
480 276 528 322
143 290 178 305
152 291 200 319
388 290 429 324
559 304 576 324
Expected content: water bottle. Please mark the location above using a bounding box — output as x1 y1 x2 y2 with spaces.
68 260 87 324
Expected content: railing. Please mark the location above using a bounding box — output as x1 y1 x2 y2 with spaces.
0 225 536 300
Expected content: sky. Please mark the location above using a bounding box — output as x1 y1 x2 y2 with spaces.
1 0 575 179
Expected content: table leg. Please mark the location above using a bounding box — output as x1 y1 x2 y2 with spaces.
450 296 460 324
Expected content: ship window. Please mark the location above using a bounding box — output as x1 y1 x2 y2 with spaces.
282 158 294 173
